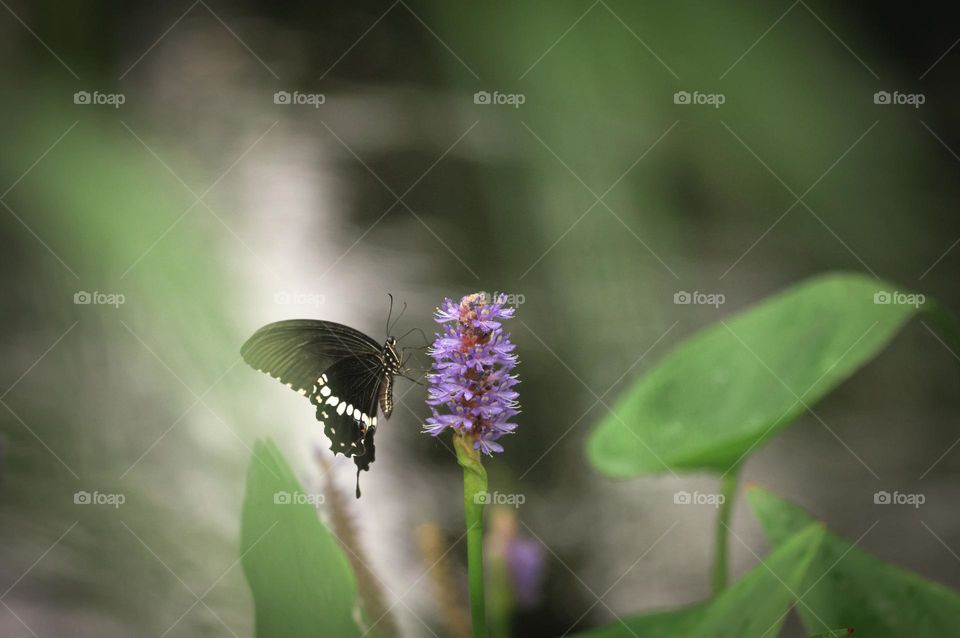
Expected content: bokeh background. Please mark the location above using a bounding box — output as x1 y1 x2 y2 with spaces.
1 1 958 636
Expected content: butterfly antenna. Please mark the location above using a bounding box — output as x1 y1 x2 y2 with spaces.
385 293 395 338
389 302 408 335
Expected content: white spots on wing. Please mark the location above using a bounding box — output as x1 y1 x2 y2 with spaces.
353 408 362 421
321 374 328 383
257 367 314 398
372 416 378 427
322 411 329 419
330 427 336 434
336 402 347 415
326 396 339 407
320 385 331 397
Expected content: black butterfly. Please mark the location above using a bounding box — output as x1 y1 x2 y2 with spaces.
241 300 420 498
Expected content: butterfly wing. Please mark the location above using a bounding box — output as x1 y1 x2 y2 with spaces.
240 319 381 394
310 355 385 497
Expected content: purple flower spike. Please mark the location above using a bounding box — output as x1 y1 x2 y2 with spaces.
424 292 520 455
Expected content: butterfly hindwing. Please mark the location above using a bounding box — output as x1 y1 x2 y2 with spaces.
309 355 382 463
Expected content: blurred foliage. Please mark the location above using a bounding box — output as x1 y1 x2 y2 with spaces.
750 486 960 636
0 97 254 634
568 523 824 638
588 273 931 477
241 440 360 638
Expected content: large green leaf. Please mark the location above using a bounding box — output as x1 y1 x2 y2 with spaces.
240 440 361 638
748 486 960 636
588 273 928 478
574 524 825 638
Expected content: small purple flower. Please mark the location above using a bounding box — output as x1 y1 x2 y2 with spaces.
506 537 546 609
487 508 546 610
424 292 520 455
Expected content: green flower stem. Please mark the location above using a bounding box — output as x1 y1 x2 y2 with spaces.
455 432 489 638
487 555 513 638
711 467 740 595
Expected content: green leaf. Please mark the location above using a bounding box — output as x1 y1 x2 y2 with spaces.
588 273 930 478
574 524 825 638
748 486 960 636
240 439 361 638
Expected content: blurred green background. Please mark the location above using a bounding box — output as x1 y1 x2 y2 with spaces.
1 1 958 636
